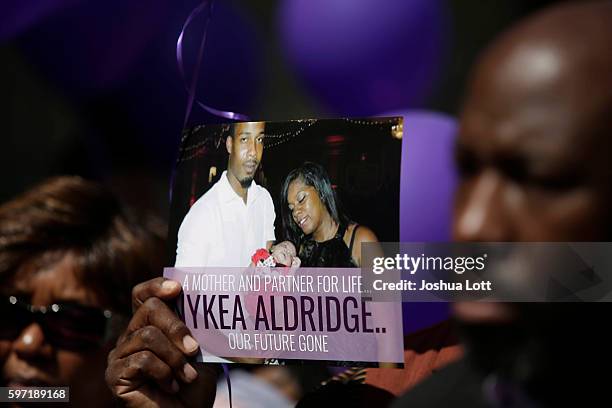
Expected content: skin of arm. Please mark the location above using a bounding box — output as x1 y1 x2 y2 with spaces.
347 224 379 267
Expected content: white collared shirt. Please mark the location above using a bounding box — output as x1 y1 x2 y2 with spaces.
175 171 276 267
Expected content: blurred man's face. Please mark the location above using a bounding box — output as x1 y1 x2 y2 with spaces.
452 47 611 243
448 4 612 404
0 254 114 408
226 122 265 189
451 42 612 324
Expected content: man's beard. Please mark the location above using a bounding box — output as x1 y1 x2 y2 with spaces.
459 304 607 406
239 176 254 189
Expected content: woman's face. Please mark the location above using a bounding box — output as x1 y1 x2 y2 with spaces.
287 178 328 236
0 253 115 408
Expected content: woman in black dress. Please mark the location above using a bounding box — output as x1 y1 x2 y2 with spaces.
276 162 390 368
279 161 379 267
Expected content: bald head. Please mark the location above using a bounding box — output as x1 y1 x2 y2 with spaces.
454 1 612 242
473 1 612 99
467 1 612 138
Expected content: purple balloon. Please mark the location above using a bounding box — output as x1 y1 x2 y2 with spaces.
17 1 172 93
0 0 77 41
120 0 264 156
384 110 458 334
14 0 263 161
279 0 448 116
397 111 458 242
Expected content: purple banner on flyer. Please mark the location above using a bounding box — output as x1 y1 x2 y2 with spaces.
164 267 404 365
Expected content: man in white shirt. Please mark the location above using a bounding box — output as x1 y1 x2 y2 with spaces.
175 121 276 267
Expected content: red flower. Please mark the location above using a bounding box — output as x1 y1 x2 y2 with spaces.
251 248 271 265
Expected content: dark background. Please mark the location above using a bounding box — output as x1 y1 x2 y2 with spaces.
167 117 402 265
1 0 560 223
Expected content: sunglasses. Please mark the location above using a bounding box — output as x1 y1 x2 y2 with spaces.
0 295 115 351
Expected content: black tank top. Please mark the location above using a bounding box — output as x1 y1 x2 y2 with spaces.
299 222 359 267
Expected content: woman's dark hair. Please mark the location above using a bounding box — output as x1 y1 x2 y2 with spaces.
0 176 165 316
280 162 347 245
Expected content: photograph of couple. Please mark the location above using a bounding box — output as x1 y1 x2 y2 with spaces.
167 117 402 271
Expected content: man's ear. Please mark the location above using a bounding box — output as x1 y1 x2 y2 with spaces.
226 135 233 155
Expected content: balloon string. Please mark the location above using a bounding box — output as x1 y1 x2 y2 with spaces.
170 0 250 202
222 363 232 408
176 0 250 128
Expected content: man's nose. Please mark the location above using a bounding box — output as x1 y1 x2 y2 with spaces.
246 139 257 158
453 170 513 242
13 323 52 359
